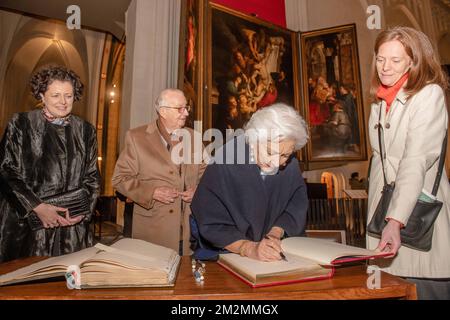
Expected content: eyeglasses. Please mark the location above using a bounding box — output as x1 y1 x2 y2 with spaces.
160 105 191 113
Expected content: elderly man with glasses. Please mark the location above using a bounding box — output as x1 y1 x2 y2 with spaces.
112 88 206 255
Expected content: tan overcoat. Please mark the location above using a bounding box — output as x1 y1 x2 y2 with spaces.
112 121 206 255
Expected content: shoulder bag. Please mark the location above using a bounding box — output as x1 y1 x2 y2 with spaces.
367 104 447 251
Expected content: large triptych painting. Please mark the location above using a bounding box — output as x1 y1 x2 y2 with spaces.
206 3 301 135
178 0 205 129
178 2 367 165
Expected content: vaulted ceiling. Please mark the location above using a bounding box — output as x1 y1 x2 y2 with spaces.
440 0 450 10
0 0 131 40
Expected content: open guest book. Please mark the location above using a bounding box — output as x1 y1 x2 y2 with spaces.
0 238 180 288
218 237 391 288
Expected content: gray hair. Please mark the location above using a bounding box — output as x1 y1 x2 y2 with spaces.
244 103 309 150
155 88 185 111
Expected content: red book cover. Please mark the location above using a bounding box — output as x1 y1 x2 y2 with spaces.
216 237 393 288
218 260 335 288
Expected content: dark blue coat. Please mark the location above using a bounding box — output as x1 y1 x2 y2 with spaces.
190 135 308 250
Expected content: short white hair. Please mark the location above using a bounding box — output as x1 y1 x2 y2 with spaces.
244 103 309 150
155 88 185 111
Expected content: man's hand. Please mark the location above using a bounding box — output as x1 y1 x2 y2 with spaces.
153 187 179 204
180 186 196 203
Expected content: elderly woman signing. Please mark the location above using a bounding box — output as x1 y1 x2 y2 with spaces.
191 103 309 261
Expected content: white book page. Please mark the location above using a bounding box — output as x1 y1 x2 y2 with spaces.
220 252 320 278
0 247 99 284
282 237 380 266
83 238 178 272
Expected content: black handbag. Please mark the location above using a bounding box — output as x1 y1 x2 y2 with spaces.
28 188 90 231
367 105 447 251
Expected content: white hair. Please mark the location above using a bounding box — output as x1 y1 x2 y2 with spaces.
244 103 309 150
155 88 185 111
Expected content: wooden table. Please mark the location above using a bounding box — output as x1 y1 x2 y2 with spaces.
0 257 416 300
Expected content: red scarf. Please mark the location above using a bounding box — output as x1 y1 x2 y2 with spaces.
376 73 409 114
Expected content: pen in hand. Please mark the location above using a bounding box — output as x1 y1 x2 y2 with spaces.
264 235 288 262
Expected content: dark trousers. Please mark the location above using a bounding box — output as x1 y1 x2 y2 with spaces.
405 277 450 300
179 240 184 256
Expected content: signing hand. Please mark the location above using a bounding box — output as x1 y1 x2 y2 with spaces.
179 186 196 203
153 187 179 204
33 203 71 229
266 226 284 240
243 237 283 262
376 219 402 256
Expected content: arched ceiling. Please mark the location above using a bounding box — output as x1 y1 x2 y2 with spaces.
0 0 130 40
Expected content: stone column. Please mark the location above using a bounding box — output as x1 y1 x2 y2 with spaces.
285 0 309 32
419 0 438 44
120 0 181 148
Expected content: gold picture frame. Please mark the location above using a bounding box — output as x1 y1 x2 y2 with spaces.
204 2 302 137
300 24 367 162
178 0 206 129
178 5 367 167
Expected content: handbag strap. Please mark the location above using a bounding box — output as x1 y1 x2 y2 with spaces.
432 131 447 196
377 104 388 186
377 103 447 196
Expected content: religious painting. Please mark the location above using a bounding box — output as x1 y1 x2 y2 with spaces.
205 2 301 135
300 24 367 162
178 0 205 129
